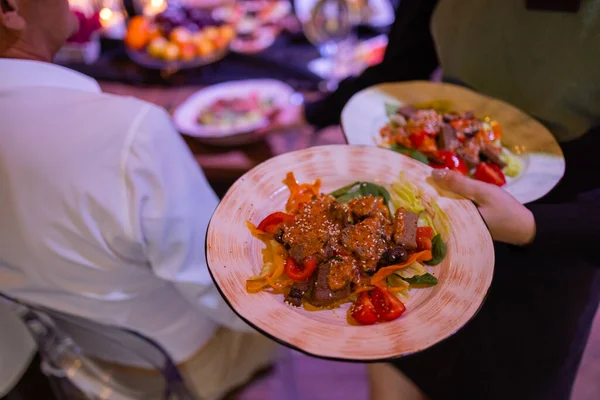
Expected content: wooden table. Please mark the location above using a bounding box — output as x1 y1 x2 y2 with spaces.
99 82 346 186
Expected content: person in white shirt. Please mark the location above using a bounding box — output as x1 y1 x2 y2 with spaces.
0 1 276 398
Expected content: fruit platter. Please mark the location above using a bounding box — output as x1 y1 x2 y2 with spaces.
124 4 235 70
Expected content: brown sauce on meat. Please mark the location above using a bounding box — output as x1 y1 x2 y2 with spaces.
282 194 416 304
392 208 406 243
327 256 356 291
342 218 388 273
407 109 444 134
282 194 344 264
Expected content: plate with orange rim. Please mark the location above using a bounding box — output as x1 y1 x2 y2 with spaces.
341 81 566 205
206 144 494 361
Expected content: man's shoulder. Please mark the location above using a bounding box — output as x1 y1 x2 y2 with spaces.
96 92 168 121
77 91 172 139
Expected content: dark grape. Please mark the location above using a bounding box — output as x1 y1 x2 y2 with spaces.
379 247 408 266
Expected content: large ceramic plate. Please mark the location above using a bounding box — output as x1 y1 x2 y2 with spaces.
206 145 494 361
341 81 566 204
173 79 294 146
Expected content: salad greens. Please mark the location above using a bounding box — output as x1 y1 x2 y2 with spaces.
390 143 429 164
402 273 438 287
330 182 391 208
424 234 447 266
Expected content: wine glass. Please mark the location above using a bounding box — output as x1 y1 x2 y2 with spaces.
300 0 355 90
302 0 352 57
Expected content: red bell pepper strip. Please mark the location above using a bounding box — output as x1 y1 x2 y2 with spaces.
256 212 295 234
284 256 317 281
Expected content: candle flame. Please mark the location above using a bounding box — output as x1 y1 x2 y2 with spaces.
99 7 113 21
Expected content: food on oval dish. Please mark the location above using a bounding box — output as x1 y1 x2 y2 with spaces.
246 172 450 326
379 102 523 186
197 92 276 128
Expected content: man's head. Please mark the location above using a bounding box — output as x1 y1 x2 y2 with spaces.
0 0 79 61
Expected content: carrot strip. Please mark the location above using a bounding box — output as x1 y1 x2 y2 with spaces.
283 172 321 213
370 250 432 285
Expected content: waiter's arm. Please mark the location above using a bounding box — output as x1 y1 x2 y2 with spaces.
305 0 440 128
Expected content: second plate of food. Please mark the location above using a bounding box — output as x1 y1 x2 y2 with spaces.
341 81 565 204
206 145 494 361
173 79 294 146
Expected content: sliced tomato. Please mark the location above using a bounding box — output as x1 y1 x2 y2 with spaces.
416 227 434 251
431 150 468 175
257 212 295 234
474 162 506 186
284 256 317 281
350 292 379 325
370 287 406 322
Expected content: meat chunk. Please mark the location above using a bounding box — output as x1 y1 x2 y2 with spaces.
282 195 344 265
443 112 461 122
341 218 388 273
396 105 418 119
327 256 355 291
457 138 481 168
480 144 507 169
347 196 388 222
408 109 444 135
328 201 348 225
392 208 419 251
284 282 311 307
308 262 352 307
461 119 482 137
438 123 460 151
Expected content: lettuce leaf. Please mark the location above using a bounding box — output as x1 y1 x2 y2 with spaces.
395 262 428 279
500 150 523 178
390 172 425 214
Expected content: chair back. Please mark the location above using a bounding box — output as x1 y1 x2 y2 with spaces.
0 293 198 400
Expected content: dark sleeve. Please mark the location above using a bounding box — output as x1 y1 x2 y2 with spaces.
304 0 440 128
526 194 600 263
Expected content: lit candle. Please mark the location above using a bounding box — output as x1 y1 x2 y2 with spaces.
99 6 126 39
143 0 168 17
